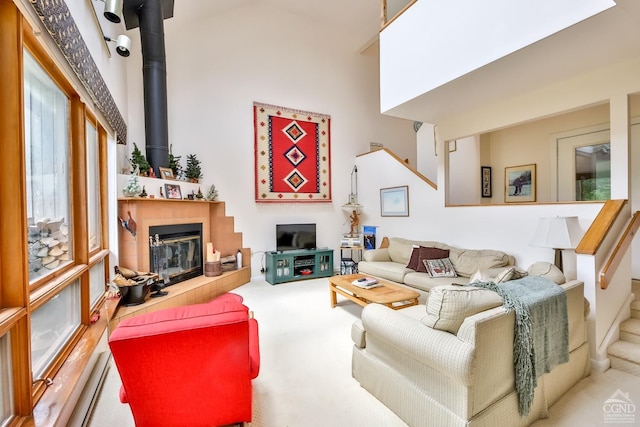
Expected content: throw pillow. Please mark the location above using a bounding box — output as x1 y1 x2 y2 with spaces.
405 245 421 270
423 258 457 277
494 266 527 283
421 285 503 334
527 261 565 284
415 247 450 273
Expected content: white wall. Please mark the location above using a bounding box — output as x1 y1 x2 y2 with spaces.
416 123 437 184
447 136 479 205
121 4 415 276
379 0 614 112
357 149 603 280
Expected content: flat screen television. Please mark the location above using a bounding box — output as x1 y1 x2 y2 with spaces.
276 223 316 252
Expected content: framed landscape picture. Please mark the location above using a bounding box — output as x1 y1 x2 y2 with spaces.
505 164 536 203
380 186 409 217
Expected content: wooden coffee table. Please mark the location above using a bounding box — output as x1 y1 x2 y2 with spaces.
329 274 420 310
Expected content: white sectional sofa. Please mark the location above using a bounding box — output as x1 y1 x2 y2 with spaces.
358 237 517 292
351 279 590 426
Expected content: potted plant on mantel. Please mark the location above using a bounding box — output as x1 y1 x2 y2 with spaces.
168 144 183 177
130 143 151 176
185 154 203 183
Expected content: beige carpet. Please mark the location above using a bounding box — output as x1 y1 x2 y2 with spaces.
88 277 640 426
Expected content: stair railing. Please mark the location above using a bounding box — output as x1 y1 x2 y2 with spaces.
599 210 640 289
576 199 640 289
381 0 417 30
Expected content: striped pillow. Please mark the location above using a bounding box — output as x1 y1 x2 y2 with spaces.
422 285 503 334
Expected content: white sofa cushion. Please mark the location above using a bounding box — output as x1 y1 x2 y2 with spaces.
421 285 503 334
402 273 465 292
448 248 512 278
527 262 565 284
470 266 527 284
356 261 412 284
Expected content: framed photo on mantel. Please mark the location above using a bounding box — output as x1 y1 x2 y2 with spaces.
158 167 175 180
164 183 182 200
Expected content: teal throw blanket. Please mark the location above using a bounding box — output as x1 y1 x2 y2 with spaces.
474 276 569 416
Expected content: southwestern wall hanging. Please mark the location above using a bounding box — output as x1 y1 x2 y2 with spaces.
254 102 332 203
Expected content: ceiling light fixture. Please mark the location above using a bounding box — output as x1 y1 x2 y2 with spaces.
104 35 131 57
101 0 123 23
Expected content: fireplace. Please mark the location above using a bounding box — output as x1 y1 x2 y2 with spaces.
149 223 203 286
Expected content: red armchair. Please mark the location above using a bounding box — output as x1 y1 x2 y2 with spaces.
108 293 260 427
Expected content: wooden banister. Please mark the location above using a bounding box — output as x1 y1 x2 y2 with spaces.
359 148 437 190
600 210 640 289
575 199 627 256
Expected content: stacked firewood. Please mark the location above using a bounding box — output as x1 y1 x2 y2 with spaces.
113 266 159 287
27 217 69 273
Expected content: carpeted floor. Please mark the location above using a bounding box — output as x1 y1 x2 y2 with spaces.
87 277 640 426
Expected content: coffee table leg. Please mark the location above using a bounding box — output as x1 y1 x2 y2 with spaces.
330 283 338 308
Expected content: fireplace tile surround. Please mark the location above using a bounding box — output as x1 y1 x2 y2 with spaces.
115 197 250 326
118 197 247 274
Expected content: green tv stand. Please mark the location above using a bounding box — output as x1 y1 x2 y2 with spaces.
265 249 334 285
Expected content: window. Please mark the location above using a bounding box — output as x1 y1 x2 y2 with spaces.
23 50 72 283
90 260 106 309
575 143 611 201
0 6 112 419
0 333 13 426
30 281 81 379
86 119 102 252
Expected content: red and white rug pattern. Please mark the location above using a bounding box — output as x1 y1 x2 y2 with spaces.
254 102 331 203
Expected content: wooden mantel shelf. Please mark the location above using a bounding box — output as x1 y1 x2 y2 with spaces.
117 197 223 203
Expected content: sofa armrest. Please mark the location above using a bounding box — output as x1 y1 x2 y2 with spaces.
248 318 260 379
361 304 474 385
362 248 391 262
351 320 366 348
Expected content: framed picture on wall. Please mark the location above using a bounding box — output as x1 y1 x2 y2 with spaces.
481 166 492 198
505 164 536 203
380 186 409 217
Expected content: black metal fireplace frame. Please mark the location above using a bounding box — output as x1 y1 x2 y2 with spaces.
149 222 203 286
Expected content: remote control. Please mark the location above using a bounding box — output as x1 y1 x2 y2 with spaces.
357 278 367 282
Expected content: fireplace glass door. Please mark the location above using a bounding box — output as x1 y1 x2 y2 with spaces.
149 223 203 285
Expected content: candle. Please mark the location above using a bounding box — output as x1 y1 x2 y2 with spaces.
206 242 213 262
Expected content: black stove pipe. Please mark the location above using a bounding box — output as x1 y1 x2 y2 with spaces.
138 0 169 177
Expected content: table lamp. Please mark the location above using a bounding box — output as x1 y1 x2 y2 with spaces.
530 216 583 272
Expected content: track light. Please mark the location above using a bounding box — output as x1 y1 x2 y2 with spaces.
104 35 131 57
102 0 123 23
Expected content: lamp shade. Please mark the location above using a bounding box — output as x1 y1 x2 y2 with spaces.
530 216 583 249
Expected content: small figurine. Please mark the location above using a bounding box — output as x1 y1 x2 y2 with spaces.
206 184 219 201
349 209 359 236
159 186 164 198
118 211 137 237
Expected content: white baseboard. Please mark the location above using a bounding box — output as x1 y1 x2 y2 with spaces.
591 356 611 372
66 332 111 427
